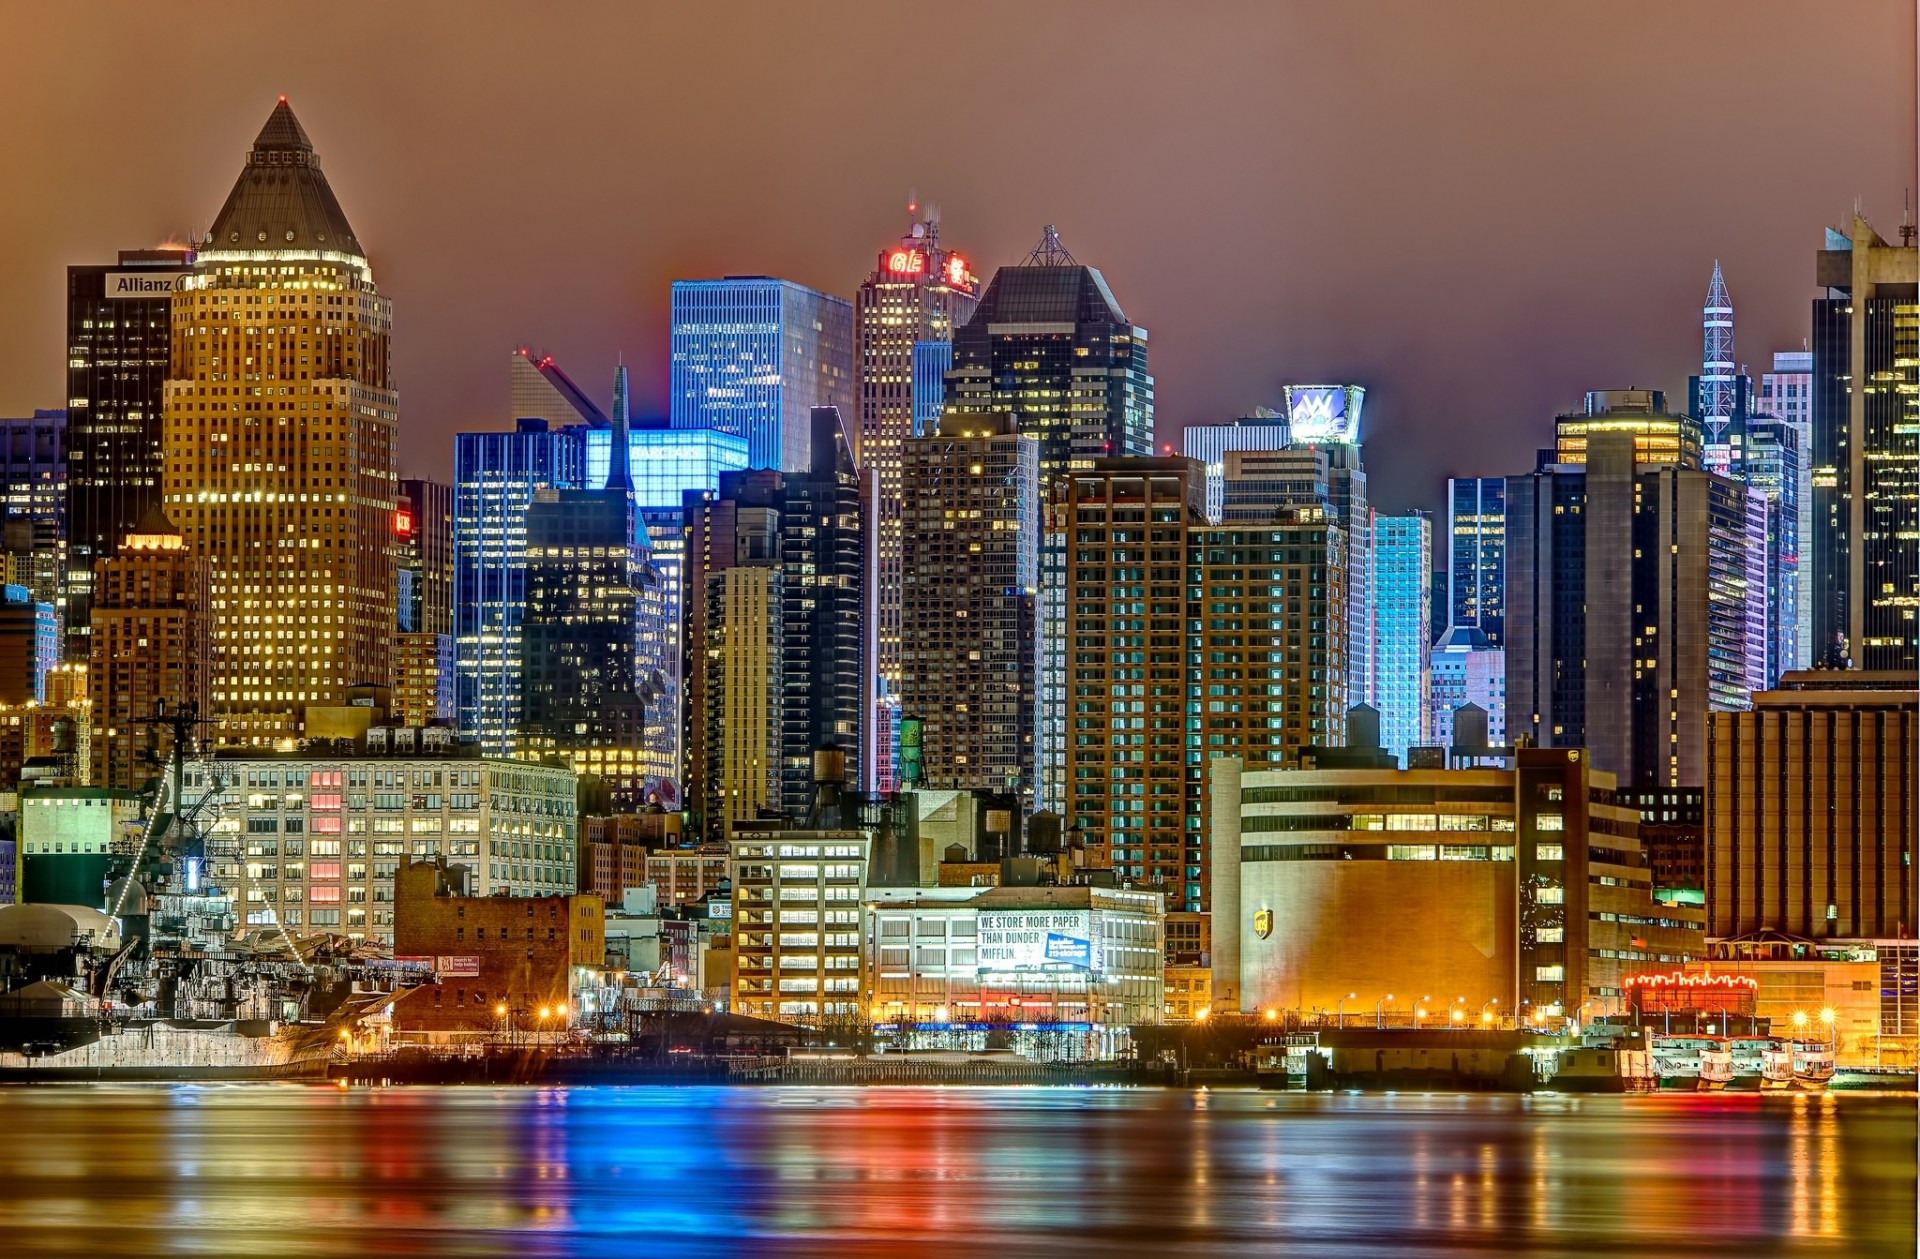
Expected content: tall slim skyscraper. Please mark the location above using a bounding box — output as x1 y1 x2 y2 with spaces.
1445 476 1504 643
65 248 192 663
944 226 1154 813
1810 214 1918 670
1182 411 1291 522
87 507 209 790
669 278 854 472
1372 512 1432 764
1760 350 1815 670
776 408 864 817
397 478 452 635
855 211 978 794
453 419 586 754
1743 417 1802 684
900 414 1039 795
163 101 398 745
1506 391 1766 788
1698 261 1739 476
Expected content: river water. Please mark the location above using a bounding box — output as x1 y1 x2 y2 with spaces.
0 1086 1910 1257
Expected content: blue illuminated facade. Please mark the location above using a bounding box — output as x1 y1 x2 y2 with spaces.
669 278 854 472
453 419 587 754
910 341 952 438
1372 512 1432 765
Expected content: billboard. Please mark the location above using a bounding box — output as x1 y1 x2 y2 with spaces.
1283 384 1365 446
435 955 482 978
977 910 1101 972
101 271 188 299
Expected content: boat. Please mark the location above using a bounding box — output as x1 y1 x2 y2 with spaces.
1650 1035 1721 1089
1759 1045 1795 1091
0 1017 336 1082
1549 1045 1655 1093
1696 1041 1735 1091
1791 1041 1836 1092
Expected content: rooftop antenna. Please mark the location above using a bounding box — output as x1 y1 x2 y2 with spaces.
1024 224 1076 266
1900 190 1914 246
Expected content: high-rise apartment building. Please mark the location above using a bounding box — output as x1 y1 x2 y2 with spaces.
776 408 864 817
1182 412 1291 522
1371 512 1432 764
453 420 586 754
669 278 854 472
0 412 66 526
1506 391 1767 788
87 507 210 791
1743 417 1802 684
855 213 979 794
1760 350 1814 670
944 227 1155 813
1810 214 1918 670
1707 671 1915 939
162 101 398 745
1428 626 1505 748
65 248 192 663
1445 476 1504 643
899 414 1039 796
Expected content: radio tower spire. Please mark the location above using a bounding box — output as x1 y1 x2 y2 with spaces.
1701 260 1736 474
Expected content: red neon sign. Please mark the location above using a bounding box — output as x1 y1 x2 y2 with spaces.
886 249 925 275
946 255 970 286
395 510 413 537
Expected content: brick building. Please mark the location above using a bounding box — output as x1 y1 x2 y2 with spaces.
391 859 604 1037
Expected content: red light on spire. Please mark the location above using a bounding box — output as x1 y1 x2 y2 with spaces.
278 94 288 104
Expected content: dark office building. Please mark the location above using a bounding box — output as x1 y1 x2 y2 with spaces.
776 407 865 817
1619 787 1706 895
1810 214 1919 671
398 478 453 635
0 411 66 523
519 416 662 810
64 248 193 662
1445 476 1504 643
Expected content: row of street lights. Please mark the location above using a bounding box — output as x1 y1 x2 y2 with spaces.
1278 994 1513 1030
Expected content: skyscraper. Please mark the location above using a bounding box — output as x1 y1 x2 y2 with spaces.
1697 261 1739 476
669 278 854 472
65 248 192 663
163 100 397 745
1810 214 1919 670
1428 626 1505 748
0 413 67 624
519 392 669 809
1743 417 1802 684
1182 411 1291 522
1371 512 1432 764
1506 391 1767 788
900 413 1039 796
87 507 209 790
397 478 452 635
855 210 978 794
944 226 1155 812
1445 476 1504 643
453 419 587 754
1760 350 1815 670
776 407 865 817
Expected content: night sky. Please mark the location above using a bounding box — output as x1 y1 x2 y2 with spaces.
2 2 1913 513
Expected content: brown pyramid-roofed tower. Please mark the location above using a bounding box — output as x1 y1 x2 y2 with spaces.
204 98 362 257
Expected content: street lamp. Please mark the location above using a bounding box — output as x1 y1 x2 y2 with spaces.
1415 1003 1429 1030
1481 998 1499 1027
1819 1007 1836 1050
1791 1010 1810 1041
1451 997 1467 1028
1263 1008 1279 1023
1376 993 1395 1030
1336 992 1355 1028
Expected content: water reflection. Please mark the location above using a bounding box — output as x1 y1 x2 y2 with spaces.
0 1086 1909 1258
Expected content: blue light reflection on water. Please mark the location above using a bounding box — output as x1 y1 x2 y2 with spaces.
0 1085 1910 1258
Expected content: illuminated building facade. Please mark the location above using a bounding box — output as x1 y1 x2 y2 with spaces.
855 212 978 793
1208 748 1703 1023
668 278 854 473
453 419 587 754
1759 350 1815 670
65 249 192 663
899 414 1039 797
1371 513 1431 764
1508 392 1767 788
188 735 578 946
1445 476 1504 643
0 412 66 529
1696 261 1739 475
1810 214 1919 670
1428 626 1505 748
162 101 398 745
393 631 453 728
1741 417 1801 684
729 825 870 1022
944 227 1155 813
397 478 452 635
518 395 672 809
87 508 210 791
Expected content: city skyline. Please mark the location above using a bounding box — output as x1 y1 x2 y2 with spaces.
1 4 1913 515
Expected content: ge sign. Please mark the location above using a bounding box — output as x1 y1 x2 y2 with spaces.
1284 384 1364 445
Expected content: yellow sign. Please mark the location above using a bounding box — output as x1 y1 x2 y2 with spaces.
1253 909 1273 939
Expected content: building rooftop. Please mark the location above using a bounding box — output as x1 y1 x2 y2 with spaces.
204 99 363 259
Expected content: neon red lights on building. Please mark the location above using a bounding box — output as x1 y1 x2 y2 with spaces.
1625 970 1759 1015
1624 972 1759 991
395 510 414 537
887 249 925 275
945 255 970 286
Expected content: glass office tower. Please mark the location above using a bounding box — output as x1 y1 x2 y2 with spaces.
1372 512 1433 764
669 278 854 473
1446 477 1505 644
